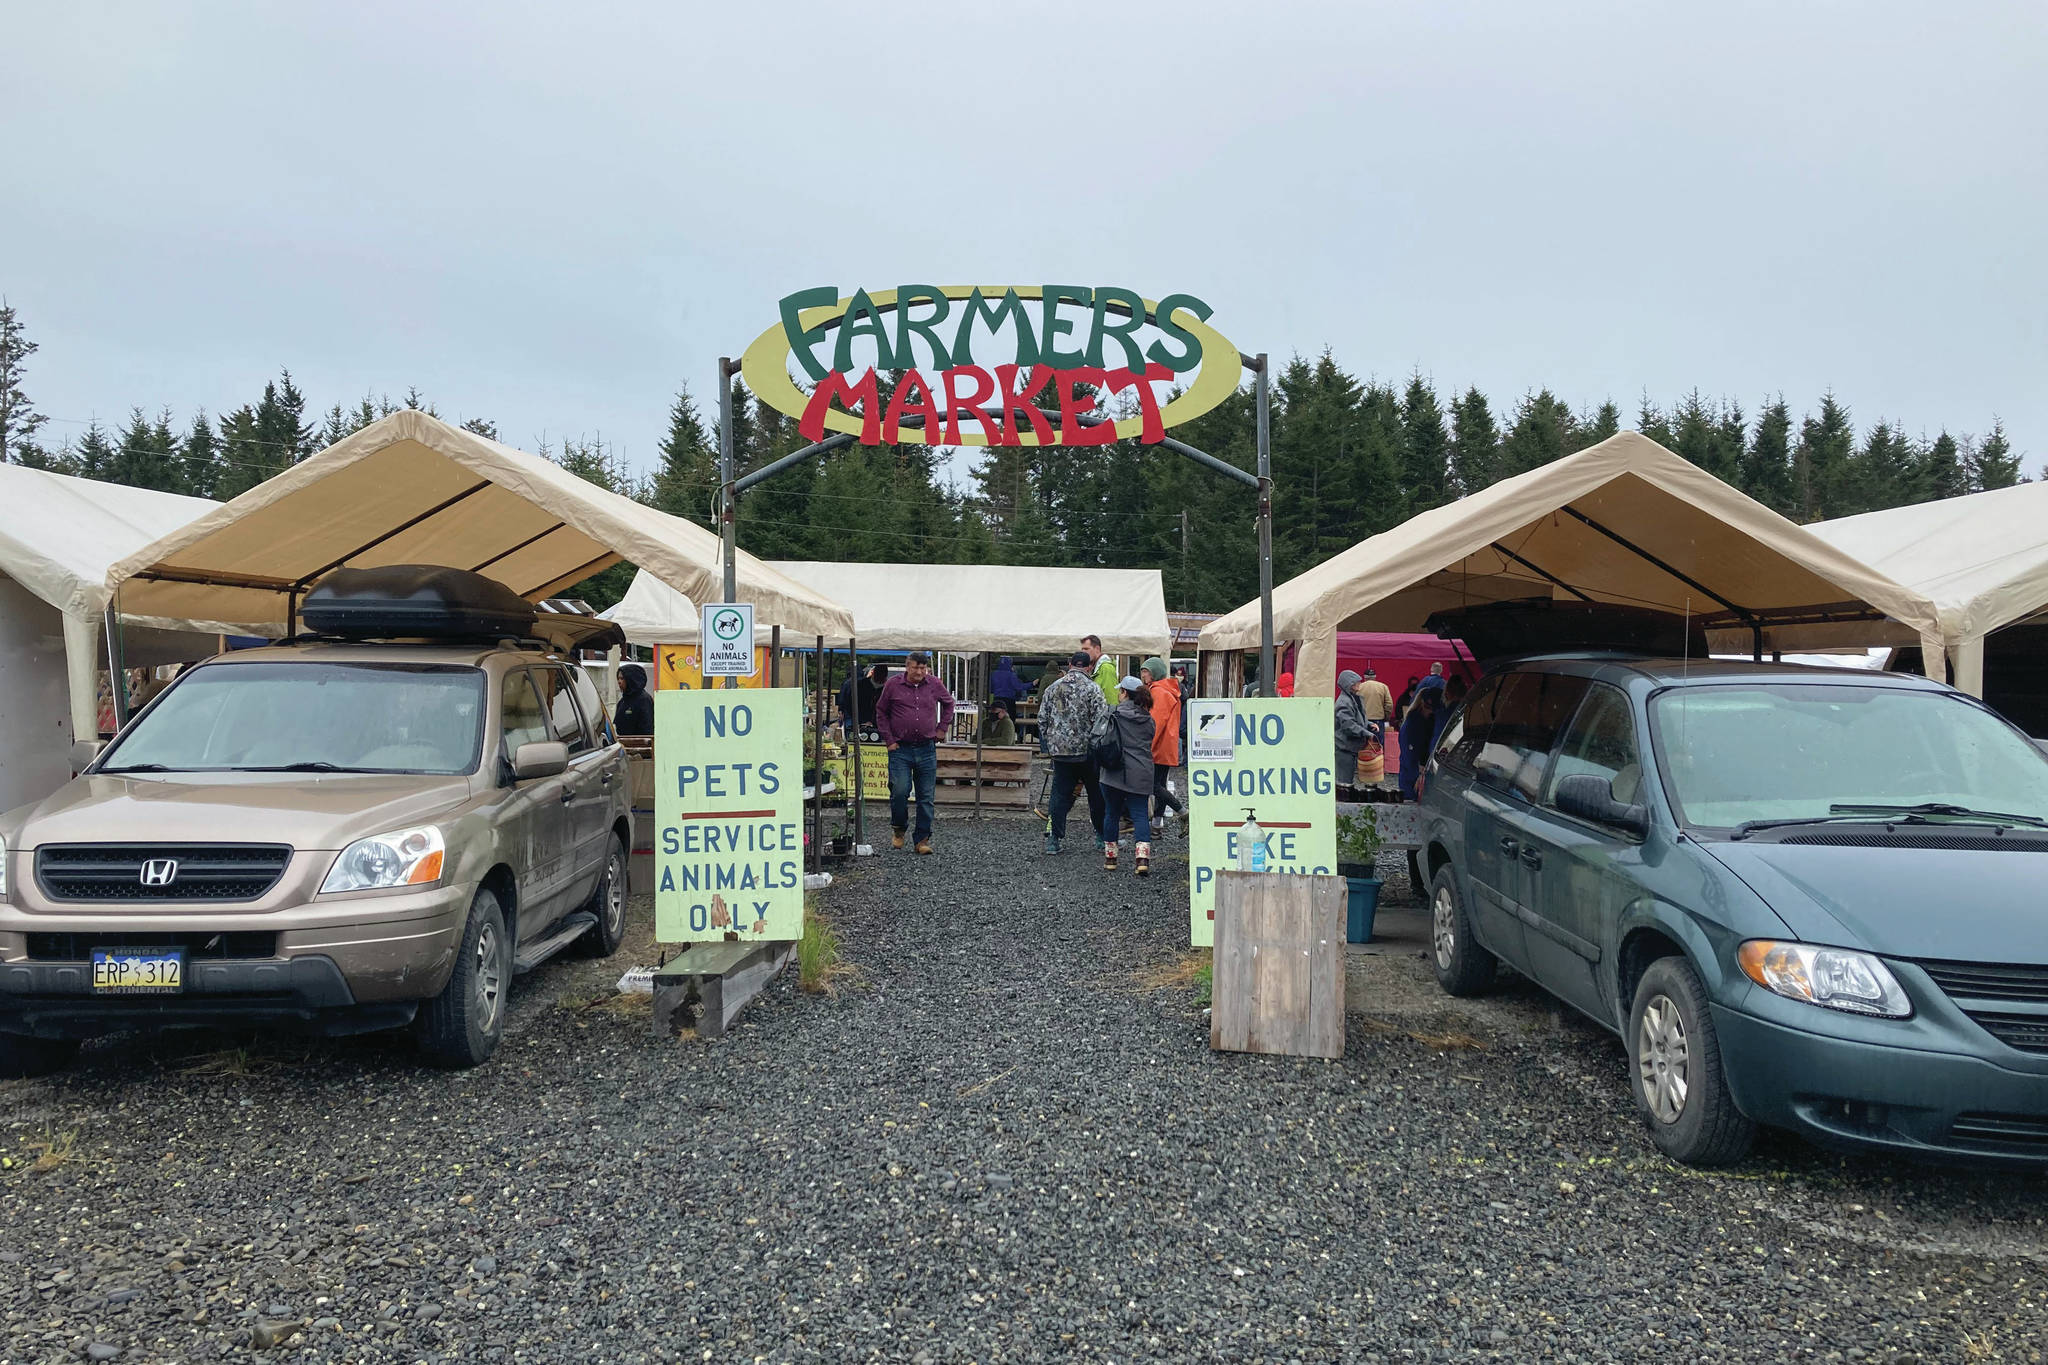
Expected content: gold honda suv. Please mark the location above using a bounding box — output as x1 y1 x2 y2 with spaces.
0 570 632 1074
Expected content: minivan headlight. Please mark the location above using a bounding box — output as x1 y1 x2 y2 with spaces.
321 826 445 894
1738 940 1912 1019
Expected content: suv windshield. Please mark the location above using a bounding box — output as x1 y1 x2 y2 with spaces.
1651 683 2048 830
100 662 486 775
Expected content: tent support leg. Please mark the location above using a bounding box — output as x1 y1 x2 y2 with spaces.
848 637 864 850
103 601 130 730
1752 623 1764 663
810 636 825 874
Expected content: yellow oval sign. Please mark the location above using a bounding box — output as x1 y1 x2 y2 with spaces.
740 286 1242 448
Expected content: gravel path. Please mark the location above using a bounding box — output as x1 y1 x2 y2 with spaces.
3 816 2046 1363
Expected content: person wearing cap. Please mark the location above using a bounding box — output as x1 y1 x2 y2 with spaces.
1081 634 1119 705
1099 676 1157 875
1037 650 1107 854
874 650 955 854
613 662 654 738
1358 666 1394 723
1140 656 1183 830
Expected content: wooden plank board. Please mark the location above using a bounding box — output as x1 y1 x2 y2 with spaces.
1210 871 1346 1060
650 940 795 1040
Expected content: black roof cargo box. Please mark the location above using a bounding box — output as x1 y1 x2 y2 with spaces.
1424 598 1707 665
303 565 538 640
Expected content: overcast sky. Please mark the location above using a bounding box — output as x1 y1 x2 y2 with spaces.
4 1 2042 485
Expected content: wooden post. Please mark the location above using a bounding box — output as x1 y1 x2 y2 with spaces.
1210 871 1345 1060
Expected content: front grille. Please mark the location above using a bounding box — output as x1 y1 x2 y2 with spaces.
35 844 292 903
1950 1112 2048 1150
1964 1012 2048 1056
1919 959 2048 1004
24 931 277 960
1777 830 2048 851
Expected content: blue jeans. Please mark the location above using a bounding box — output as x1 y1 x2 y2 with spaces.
1049 757 1103 841
1100 787 1153 845
888 740 938 842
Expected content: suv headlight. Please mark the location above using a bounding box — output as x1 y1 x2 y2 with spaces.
1738 940 1912 1019
321 826 445 894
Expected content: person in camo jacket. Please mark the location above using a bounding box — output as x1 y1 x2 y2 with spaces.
1037 651 1107 855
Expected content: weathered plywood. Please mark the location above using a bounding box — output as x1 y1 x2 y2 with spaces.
650 940 794 1040
1210 871 1346 1060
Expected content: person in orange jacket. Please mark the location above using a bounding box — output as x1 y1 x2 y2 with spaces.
1142 656 1184 831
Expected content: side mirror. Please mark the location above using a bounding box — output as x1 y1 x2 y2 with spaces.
512 740 569 780
1554 772 1650 839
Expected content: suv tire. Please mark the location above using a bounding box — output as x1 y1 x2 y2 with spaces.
417 886 512 1069
1627 956 1756 1167
0 1033 81 1079
1429 863 1497 996
574 831 629 958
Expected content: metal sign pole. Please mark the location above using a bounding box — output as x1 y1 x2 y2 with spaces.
1254 352 1275 697
717 356 739 691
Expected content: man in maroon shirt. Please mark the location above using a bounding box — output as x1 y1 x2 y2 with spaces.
874 651 956 853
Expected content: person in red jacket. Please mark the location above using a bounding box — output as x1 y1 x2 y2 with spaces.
1142 656 1183 832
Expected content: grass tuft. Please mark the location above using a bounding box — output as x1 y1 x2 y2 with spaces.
798 911 858 995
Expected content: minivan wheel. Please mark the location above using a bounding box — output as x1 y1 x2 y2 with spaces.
1626 956 1755 1167
0 1033 80 1079
416 886 512 1069
1428 863 1496 996
574 832 629 959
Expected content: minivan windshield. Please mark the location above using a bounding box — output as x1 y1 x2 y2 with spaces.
100 662 486 775
1651 684 2048 830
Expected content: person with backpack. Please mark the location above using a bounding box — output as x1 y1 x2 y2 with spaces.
1141 656 1183 831
1096 676 1157 876
1037 651 1107 854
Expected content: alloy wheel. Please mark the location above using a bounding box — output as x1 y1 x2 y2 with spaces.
1432 884 1457 970
473 918 506 1034
604 851 626 936
1636 994 1690 1124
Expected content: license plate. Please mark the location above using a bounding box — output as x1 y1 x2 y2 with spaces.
90 948 185 994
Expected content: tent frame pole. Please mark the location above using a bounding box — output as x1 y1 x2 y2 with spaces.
718 356 739 691
848 637 865 851
103 599 130 730
1254 353 1275 697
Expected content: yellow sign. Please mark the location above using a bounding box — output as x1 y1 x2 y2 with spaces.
1186 699 1338 947
653 689 805 942
656 643 770 691
741 285 1241 448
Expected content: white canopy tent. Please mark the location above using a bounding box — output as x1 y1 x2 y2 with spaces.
0 464 225 756
104 410 854 642
1202 432 1946 697
1807 480 2048 697
603 562 1171 657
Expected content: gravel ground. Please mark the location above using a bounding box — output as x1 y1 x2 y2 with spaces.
3 816 2046 1363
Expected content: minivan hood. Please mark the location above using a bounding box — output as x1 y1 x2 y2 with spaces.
1705 840 2048 964
8 772 478 853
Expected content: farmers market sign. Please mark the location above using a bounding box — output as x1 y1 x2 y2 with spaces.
740 285 1240 447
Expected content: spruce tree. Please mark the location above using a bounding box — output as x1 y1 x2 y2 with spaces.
1636 396 1675 449
0 300 48 466
1973 421 2022 489
1577 401 1620 448
110 407 183 492
649 385 717 523
1398 375 1452 515
461 417 499 441
73 421 116 481
1793 393 1855 519
1448 388 1501 494
181 412 220 499
1499 390 1576 477
1918 432 1965 501
1851 420 1914 515
1741 400 1794 514
214 405 265 499
1353 382 1405 539
1668 391 1720 475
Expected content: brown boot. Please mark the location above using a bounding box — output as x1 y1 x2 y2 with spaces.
1135 842 1152 877
1103 842 1117 871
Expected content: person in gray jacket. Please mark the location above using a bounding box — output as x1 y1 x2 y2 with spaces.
1099 677 1157 876
1334 669 1376 795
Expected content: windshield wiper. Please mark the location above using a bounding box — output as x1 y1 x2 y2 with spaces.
1830 802 2048 829
1729 812 1930 839
100 763 170 773
242 761 356 773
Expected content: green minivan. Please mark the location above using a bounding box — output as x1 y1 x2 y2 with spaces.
1419 657 2048 1166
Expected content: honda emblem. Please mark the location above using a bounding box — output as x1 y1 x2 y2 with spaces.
139 858 179 887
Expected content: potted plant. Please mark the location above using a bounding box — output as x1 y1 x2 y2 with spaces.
1335 809 1384 944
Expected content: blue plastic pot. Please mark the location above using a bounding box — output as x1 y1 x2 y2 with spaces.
1345 876 1383 944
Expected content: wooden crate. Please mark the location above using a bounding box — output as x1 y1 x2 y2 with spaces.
1210 872 1346 1060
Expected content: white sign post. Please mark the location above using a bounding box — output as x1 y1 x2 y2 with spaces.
701 602 756 678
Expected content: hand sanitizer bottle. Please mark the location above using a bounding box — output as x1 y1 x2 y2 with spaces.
1238 808 1268 872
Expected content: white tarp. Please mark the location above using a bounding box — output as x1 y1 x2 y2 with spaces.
1202 431 1946 697
104 410 854 642
0 464 223 744
603 562 1171 655
1808 480 2048 696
